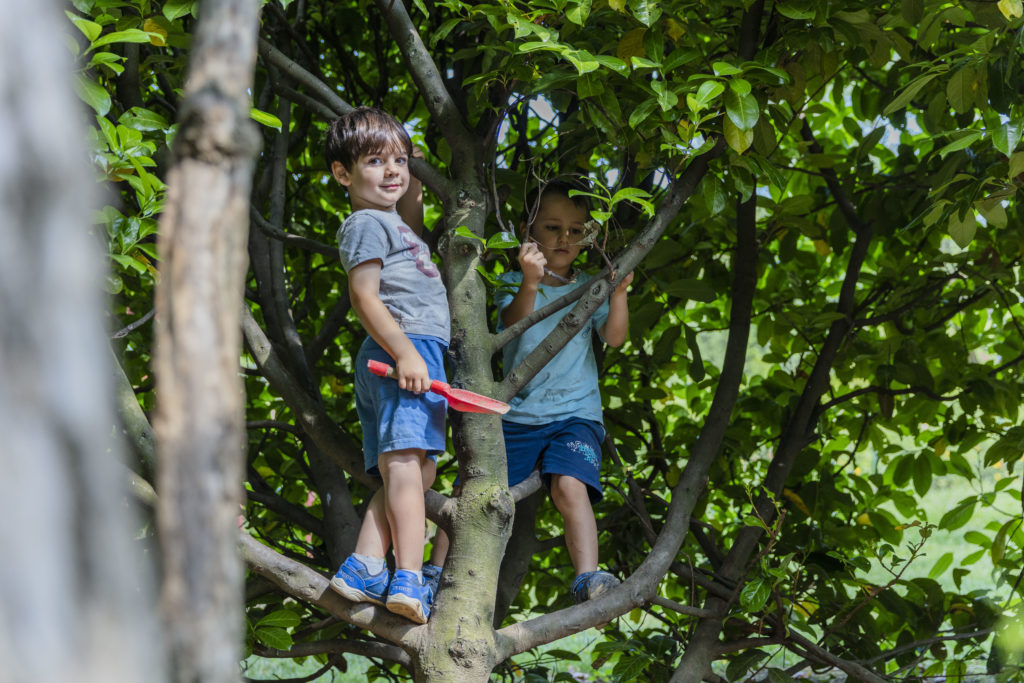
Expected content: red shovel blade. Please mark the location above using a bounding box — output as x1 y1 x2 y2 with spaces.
367 360 509 415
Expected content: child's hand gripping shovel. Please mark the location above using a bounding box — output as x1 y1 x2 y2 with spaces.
367 360 510 415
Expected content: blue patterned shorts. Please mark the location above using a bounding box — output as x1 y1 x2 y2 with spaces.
502 417 605 503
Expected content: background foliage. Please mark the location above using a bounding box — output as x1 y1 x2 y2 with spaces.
70 0 1024 679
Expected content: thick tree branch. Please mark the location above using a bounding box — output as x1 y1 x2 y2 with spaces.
372 0 477 181
252 639 409 668
258 38 350 116
240 532 425 649
241 305 372 486
251 208 338 259
675 159 873 681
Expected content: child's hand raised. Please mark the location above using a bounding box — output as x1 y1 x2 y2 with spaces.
611 270 633 297
394 349 432 394
518 241 547 285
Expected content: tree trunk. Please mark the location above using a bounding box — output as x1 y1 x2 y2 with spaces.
0 1 163 681
152 1 261 681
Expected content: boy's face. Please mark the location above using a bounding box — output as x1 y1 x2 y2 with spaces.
331 145 409 212
523 193 588 275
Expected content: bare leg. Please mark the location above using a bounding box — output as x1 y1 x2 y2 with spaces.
427 484 458 567
550 474 598 575
352 488 390 559
378 448 428 571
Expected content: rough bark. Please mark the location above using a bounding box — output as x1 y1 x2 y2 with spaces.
152 1 262 681
0 2 163 681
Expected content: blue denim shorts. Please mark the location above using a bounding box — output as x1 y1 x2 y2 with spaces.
354 334 448 475
503 417 605 503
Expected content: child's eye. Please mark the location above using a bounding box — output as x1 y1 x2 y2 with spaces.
570 227 584 236
395 156 408 165
367 157 382 165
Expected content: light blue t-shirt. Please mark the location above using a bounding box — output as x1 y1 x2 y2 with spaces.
495 272 610 425
337 209 450 343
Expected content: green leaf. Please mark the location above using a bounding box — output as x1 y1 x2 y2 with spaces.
691 80 724 111
1009 151 1024 178
947 206 977 248
765 669 799 683
939 499 975 531
724 117 753 153
628 0 661 26
612 652 653 681
928 551 953 579
912 455 933 496
775 0 815 19
628 98 658 129
454 225 485 246
998 0 1023 20
663 279 716 302
73 74 111 116
726 650 769 681
712 61 742 76
66 13 103 43
250 108 283 130
163 0 195 20
254 626 293 651
725 89 759 129
883 72 940 115
91 29 160 49
946 67 975 114
992 121 1022 156
120 107 170 132
566 0 592 25
256 610 301 628
937 129 981 157
486 231 520 250
739 578 771 612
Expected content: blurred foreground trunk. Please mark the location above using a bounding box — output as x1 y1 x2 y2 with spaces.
0 1 164 681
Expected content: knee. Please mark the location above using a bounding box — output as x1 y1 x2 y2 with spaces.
379 451 424 485
550 475 587 508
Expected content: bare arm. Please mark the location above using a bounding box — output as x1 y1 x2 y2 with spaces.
348 260 431 393
599 272 633 348
397 147 424 236
499 242 547 327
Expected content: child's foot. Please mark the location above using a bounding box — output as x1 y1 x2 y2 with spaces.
570 570 620 604
386 569 433 624
422 563 442 597
330 556 390 606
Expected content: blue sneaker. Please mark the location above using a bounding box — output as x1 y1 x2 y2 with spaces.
570 570 620 604
422 563 442 597
330 556 390 606
386 569 433 624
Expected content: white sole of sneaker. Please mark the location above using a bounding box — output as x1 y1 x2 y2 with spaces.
385 594 428 624
329 578 385 606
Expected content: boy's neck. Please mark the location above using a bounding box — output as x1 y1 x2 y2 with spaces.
352 201 397 213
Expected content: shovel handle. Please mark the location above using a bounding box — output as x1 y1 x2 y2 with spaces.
367 359 397 379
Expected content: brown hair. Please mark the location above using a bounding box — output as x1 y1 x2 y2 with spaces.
520 178 592 227
324 106 413 172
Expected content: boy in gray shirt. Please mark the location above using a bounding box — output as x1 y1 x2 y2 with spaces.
326 107 448 624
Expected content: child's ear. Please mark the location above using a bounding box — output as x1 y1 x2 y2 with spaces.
330 161 351 186
518 220 528 238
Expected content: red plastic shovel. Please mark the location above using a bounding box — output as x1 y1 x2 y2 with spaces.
367 360 510 415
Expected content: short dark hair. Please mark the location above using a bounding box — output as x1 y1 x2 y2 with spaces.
324 107 413 172
521 178 592 227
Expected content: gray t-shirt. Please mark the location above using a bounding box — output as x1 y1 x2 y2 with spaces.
337 209 450 343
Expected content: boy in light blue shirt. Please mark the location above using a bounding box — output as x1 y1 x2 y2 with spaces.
427 180 631 603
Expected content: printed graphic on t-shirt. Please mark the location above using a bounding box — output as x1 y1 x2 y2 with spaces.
396 223 440 278
567 439 600 469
